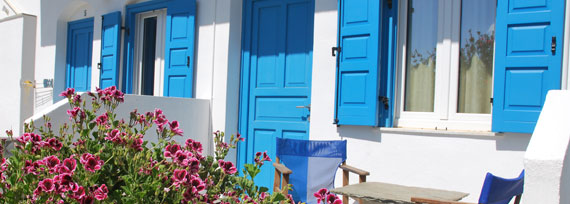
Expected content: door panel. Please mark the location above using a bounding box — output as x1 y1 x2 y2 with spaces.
493 0 565 133
334 0 381 126
67 18 94 92
164 1 196 98
242 0 314 189
100 12 121 89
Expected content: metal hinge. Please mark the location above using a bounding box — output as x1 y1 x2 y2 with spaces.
490 97 493 104
332 47 341 57
387 0 393 8
122 26 129 36
379 96 389 110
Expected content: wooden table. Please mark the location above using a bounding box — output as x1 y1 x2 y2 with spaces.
331 182 469 204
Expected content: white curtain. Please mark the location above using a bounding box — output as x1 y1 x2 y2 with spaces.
405 58 436 112
458 55 492 113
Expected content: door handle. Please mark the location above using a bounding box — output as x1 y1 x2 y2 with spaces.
552 36 557 54
296 105 311 112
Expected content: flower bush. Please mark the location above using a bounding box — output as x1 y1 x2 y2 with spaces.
0 86 293 203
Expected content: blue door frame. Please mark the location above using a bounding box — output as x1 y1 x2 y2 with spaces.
238 0 315 189
122 0 196 97
66 18 94 92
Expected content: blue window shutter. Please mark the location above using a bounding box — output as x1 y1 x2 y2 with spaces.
492 0 564 133
334 0 381 126
164 0 196 98
100 11 122 89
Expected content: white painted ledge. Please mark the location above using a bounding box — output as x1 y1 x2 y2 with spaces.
523 90 570 204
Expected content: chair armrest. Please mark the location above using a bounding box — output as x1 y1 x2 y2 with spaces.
411 197 476 204
339 164 369 176
273 162 292 174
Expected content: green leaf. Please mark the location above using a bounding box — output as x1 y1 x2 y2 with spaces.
259 187 269 193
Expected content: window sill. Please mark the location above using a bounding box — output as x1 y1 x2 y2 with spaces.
380 127 497 137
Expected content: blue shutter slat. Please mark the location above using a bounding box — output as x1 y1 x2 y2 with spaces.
334 0 381 126
164 0 196 98
100 11 122 89
492 0 564 133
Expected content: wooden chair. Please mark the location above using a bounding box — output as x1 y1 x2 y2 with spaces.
273 138 369 204
411 170 524 204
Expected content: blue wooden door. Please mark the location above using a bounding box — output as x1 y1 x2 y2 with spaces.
164 0 196 98
66 18 94 92
334 0 381 126
240 0 314 189
100 11 122 89
493 0 565 133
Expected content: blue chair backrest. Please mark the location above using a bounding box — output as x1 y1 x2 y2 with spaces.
276 138 347 204
478 170 525 204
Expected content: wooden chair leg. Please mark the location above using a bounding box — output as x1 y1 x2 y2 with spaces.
282 174 290 194
343 162 349 204
274 157 281 192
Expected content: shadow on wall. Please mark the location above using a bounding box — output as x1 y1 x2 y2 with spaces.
337 125 382 143
337 126 531 152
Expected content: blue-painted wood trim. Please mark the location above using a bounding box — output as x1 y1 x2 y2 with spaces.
122 0 171 94
66 17 94 90
333 0 341 125
379 0 398 127
237 0 253 175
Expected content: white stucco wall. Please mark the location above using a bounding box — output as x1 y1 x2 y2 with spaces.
0 14 36 137
26 94 213 155
523 90 570 204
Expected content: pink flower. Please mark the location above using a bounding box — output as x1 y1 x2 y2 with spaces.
59 88 75 98
169 121 184 136
172 169 188 187
131 138 143 151
80 153 103 172
164 144 181 158
93 184 108 200
260 192 268 200
104 129 124 144
44 155 60 173
59 157 77 174
80 195 94 204
38 178 55 192
188 158 200 174
218 160 237 175
71 186 85 200
95 113 109 126
236 133 245 141
46 138 63 151
185 139 203 154
174 150 193 166
67 107 81 120
189 175 205 191
314 188 329 202
254 151 272 165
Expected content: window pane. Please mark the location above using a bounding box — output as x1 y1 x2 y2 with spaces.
404 0 438 112
457 0 495 114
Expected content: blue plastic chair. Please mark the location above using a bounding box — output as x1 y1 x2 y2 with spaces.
273 138 369 204
412 170 525 204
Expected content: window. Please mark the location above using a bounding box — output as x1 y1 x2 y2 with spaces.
396 0 496 131
133 9 166 96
